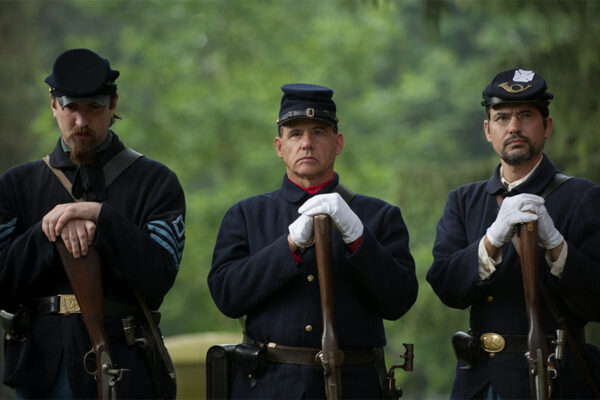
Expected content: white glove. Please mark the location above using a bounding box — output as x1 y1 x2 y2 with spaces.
535 204 564 249
288 214 314 248
486 193 543 248
298 193 363 244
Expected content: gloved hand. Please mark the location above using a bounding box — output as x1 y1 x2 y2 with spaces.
298 193 363 244
486 193 543 248
288 214 314 248
535 204 564 249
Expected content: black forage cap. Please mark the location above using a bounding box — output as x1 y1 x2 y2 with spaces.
482 68 553 116
277 83 338 130
45 48 119 108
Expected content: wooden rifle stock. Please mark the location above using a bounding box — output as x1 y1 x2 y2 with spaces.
519 221 549 400
56 240 125 399
313 215 343 400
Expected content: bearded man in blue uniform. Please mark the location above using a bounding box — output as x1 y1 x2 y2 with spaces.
0 49 185 398
208 83 418 399
427 68 600 399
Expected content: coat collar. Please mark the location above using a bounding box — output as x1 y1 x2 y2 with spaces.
281 173 340 204
48 130 125 169
485 153 558 197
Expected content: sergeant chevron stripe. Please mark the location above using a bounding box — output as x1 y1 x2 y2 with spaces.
147 216 185 269
0 217 17 251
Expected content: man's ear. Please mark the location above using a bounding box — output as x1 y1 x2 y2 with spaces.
335 132 344 155
544 116 553 140
274 136 283 159
50 97 59 118
483 120 492 143
110 94 119 110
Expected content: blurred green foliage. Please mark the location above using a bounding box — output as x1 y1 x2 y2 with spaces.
1 0 599 397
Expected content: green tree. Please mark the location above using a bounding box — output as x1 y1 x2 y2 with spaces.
1 0 599 397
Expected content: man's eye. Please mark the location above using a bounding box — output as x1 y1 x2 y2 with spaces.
520 113 533 120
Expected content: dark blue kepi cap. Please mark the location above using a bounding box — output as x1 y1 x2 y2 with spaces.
481 68 553 116
277 83 338 129
44 48 119 109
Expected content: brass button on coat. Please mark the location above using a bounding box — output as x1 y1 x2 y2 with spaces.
307 274 315 282
305 325 313 332
487 296 493 302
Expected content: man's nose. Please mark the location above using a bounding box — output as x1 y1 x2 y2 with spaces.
507 115 522 133
74 111 89 127
301 132 313 149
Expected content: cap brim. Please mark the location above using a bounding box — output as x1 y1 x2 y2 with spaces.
278 115 337 127
482 96 551 108
57 94 110 109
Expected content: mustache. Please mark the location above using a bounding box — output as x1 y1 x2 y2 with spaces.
68 126 95 138
503 134 531 148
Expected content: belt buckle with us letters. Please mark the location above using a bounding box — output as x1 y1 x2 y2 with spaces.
479 332 505 353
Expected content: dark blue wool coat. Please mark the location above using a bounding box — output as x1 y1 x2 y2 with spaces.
427 154 600 399
0 133 185 398
209 174 418 399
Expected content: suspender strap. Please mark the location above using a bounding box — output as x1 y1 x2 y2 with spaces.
43 147 144 200
102 147 144 187
540 172 572 199
42 155 82 202
334 182 356 204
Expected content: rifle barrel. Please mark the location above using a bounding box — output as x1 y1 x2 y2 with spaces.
314 215 343 400
56 241 118 400
519 221 549 400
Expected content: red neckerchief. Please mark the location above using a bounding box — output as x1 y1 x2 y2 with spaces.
290 174 336 194
288 173 362 263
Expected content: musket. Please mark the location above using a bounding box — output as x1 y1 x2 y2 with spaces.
55 240 128 399
313 214 343 400
519 221 549 400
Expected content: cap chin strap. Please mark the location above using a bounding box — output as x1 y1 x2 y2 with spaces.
278 109 338 126
57 94 110 109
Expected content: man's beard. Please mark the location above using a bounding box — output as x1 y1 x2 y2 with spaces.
500 134 540 166
68 127 97 165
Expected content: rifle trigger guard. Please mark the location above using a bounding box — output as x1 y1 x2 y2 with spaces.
83 347 97 376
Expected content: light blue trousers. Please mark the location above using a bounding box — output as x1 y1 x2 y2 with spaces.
14 357 73 399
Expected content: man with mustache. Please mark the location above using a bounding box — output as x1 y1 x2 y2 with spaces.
427 68 600 398
208 83 418 398
0 49 185 398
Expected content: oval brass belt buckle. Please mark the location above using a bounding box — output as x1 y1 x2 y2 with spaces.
479 332 505 353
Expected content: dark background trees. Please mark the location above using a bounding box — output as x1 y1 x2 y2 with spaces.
1 1 598 397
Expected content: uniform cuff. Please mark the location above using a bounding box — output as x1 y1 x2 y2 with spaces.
346 236 362 253
478 236 502 280
546 242 568 278
291 249 303 265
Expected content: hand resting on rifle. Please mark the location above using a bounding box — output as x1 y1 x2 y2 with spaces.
485 193 543 249
42 202 102 258
288 214 314 249
533 204 564 250
299 193 363 244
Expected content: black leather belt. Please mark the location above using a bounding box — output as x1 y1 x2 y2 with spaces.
28 295 157 321
475 330 585 354
244 335 378 366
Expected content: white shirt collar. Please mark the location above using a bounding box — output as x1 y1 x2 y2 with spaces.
500 156 544 192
